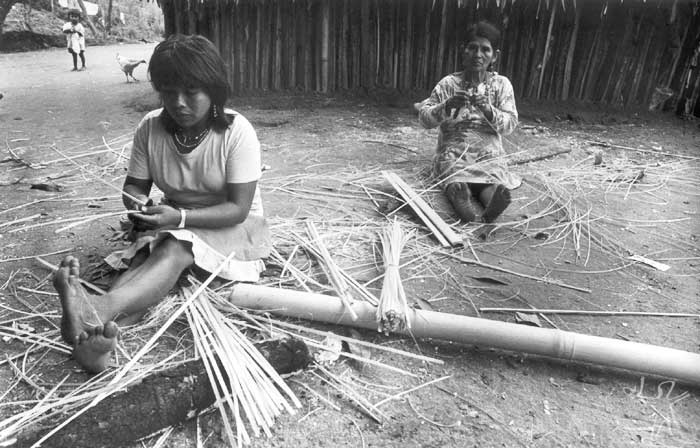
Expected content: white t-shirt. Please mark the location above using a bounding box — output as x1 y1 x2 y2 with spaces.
127 108 264 216
62 22 86 53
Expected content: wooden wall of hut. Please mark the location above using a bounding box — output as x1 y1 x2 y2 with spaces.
157 0 700 115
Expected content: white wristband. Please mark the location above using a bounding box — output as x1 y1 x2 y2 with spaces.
178 209 187 228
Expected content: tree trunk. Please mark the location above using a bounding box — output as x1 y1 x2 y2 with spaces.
17 338 311 448
106 0 113 34
76 0 98 35
562 5 581 101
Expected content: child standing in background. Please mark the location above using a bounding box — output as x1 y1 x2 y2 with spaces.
62 9 86 71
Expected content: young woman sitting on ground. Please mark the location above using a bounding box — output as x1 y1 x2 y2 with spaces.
53 34 271 373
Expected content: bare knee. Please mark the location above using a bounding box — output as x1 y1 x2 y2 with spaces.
152 236 194 267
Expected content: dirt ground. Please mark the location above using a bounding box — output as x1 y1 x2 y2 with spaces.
1 43 699 448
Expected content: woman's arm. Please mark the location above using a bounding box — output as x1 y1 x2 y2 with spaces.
122 176 153 210
483 77 518 135
418 85 449 129
130 181 257 230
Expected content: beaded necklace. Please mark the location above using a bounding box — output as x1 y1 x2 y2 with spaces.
174 126 210 151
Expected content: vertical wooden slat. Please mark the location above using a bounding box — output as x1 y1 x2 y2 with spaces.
274 0 283 90
304 0 313 91
435 0 449 84
340 0 349 90
351 0 361 89
420 2 432 90
402 0 413 91
360 0 372 89
321 0 330 92
562 3 581 100
537 0 557 99
289 1 297 90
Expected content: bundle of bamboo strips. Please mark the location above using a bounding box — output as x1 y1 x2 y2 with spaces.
184 284 301 447
376 219 414 335
382 171 462 248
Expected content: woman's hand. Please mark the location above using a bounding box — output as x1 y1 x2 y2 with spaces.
130 204 181 230
125 195 152 212
444 92 469 119
471 93 494 121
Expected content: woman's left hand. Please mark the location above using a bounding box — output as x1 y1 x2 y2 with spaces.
130 204 180 229
471 93 494 120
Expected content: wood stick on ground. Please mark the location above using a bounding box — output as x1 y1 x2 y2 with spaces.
442 252 591 294
0 249 70 265
479 308 700 318
585 140 700 161
0 214 42 229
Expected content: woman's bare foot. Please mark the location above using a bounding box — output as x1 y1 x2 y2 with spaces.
52 256 104 345
446 182 482 223
72 322 119 373
482 184 511 223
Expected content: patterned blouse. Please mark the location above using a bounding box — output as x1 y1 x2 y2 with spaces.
419 71 521 190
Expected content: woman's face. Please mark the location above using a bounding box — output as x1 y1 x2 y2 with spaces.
160 86 212 130
462 37 497 74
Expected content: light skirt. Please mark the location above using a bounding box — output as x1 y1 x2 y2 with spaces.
105 214 272 282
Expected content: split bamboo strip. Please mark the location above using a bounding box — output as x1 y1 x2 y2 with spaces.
383 171 461 247
34 257 106 295
291 233 378 305
304 221 359 320
0 214 41 229
47 145 147 207
230 284 700 386
52 210 135 233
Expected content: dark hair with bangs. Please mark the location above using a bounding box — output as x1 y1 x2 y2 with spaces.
148 34 233 133
463 21 501 50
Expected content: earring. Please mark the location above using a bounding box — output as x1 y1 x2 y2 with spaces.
212 105 219 119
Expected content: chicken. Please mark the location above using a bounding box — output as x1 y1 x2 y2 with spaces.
116 53 147 83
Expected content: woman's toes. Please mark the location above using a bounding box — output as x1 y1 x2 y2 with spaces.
103 321 119 338
77 331 89 344
68 257 80 277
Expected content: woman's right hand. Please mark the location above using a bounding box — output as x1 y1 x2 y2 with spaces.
444 92 469 118
130 204 181 230
126 196 154 231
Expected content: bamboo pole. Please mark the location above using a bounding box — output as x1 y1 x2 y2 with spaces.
340 0 349 90
273 0 283 90
561 4 580 101
230 284 700 386
435 0 449 85
304 1 313 91
402 0 414 90
254 1 262 90
321 0 330 93
665 12 692 89
537 0 557 99
420 3 431 90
